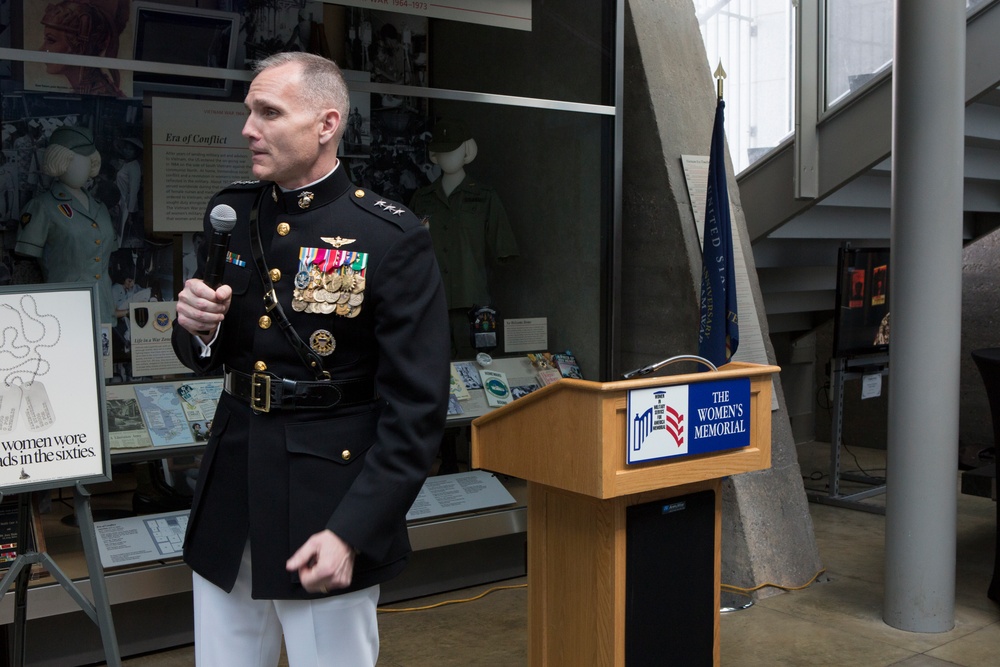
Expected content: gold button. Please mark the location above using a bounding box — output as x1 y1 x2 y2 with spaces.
91 223 98 228
254 361 267 371
94 274 101 279
258 315 272 329
94 257 100 262
95 239 101 245
269 268 281 282
277 222 291 236
341 450 351 461
354 189 365 198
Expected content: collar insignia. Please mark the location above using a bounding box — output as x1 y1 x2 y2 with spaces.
298 191 315 209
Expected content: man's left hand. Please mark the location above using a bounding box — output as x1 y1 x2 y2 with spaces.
286 529 356 594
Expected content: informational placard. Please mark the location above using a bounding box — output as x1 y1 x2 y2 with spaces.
627 378 751 465
151 97 251 232
503 317 548 353
95 510 189 569
406 471 516 521
328 0 532 31
861 372 882 399
129 302 189 377
0 284 110 494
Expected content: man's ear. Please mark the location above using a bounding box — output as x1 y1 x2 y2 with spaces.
428 151 440 165
318 109 342 146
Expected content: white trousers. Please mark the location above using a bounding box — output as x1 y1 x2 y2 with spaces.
192 543 379 667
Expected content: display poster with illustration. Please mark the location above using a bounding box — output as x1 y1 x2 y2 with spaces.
0 284 110 494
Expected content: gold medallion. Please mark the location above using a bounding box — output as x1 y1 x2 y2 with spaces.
258 315 272 329
309 329 336 356
351 275 366 293
325 272 343 292
335 303 351 316
277 222 291 236
269 268 282 282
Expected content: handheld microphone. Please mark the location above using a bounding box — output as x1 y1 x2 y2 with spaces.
203 204 238 289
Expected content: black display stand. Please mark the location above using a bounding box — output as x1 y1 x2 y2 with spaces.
807 354 888 514
0 485 120 667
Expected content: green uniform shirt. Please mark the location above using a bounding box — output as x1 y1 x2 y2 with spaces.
410 175 519 309
15 182 120 324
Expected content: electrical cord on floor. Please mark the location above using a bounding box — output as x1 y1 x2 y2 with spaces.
721 568 827 597
376 583 527 614
376 568 830 615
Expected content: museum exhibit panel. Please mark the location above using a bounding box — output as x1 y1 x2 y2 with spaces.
0 1 636 663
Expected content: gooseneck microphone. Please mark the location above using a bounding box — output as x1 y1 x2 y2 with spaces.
203 204 238 289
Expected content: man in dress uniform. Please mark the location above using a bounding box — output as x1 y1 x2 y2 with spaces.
172 51 450 666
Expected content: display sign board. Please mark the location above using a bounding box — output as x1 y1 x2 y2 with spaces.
328 0 532 31
626 377 750 465
0 284 111 494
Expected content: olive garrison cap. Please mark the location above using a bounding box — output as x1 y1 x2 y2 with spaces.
49 126 97 156
429 118 471 153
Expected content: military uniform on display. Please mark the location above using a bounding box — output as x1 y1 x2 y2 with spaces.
410 175 518 357
14 129 119 325
172 166 450 600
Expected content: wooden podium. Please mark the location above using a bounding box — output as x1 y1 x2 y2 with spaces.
472 361 778 666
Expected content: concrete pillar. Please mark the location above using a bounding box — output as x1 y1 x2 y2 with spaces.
884 0 965 632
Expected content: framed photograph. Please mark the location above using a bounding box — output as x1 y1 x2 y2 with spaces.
0 283 111 495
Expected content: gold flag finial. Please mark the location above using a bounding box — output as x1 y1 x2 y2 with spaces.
714 60 727 100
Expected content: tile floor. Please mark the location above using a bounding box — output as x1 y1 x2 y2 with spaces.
105 442 998 666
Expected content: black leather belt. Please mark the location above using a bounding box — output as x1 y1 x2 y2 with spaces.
224 367 378 412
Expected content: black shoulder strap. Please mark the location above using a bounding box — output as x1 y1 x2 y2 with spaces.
247 189 330 380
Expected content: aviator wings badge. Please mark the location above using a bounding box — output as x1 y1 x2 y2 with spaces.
321 236 356 248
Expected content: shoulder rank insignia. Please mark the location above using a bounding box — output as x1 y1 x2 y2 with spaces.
322 236 356 248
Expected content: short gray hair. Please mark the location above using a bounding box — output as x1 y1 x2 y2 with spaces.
254 53 350 133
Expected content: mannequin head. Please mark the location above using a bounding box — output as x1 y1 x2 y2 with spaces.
43 126 101 189
428 118 477 175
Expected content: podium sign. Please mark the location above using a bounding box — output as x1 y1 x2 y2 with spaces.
627 377 750 464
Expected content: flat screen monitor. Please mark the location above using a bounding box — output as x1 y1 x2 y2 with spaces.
832 246 890 358
131 2 239 97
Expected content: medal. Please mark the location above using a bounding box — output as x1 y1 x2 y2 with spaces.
309 329 336 356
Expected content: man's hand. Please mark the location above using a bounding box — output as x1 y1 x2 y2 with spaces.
176 279 232 342
286 529 356 594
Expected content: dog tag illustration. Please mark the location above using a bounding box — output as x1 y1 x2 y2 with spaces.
22 381 55 431
0 384 22 432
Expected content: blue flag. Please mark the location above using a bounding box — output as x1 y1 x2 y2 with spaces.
698 99 739 368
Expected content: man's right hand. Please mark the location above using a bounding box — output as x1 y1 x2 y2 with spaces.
176 279 233 342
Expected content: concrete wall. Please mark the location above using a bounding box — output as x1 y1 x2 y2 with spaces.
623 0 823 597
960 228 1000 458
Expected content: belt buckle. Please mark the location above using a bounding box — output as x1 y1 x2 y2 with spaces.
251 372 271 413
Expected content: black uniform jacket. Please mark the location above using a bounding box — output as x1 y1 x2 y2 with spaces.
172 167 450 599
